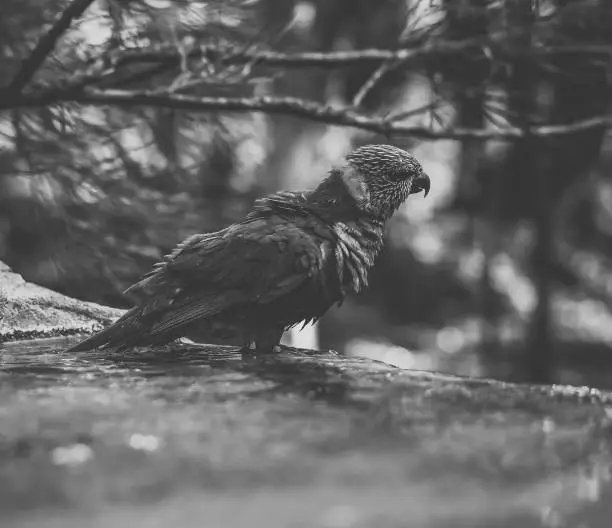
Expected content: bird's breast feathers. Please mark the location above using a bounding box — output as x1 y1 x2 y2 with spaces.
246 192 385 299
328 220 384 295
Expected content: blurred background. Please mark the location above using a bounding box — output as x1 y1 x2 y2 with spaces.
2 0 612 387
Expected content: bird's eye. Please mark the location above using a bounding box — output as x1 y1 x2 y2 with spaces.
388 169 407 181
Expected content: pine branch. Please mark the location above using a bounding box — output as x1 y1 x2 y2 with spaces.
7 88 611 141
8 0 97 94
352 60 400 108
112 41 612 73
113 38 482 71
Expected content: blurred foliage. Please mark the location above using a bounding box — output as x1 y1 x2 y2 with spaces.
2 0 612 386
0 0 270 305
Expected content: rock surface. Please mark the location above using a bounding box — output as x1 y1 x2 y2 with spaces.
2 263 612 527
0 262 123 342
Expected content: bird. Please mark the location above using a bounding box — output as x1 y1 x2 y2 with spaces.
66 144 430 354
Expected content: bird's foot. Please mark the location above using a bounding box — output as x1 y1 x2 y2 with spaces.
255 344 282 354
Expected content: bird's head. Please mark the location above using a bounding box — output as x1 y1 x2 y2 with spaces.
339 144 430 219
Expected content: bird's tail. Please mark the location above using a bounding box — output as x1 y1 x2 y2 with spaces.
65 309 141 352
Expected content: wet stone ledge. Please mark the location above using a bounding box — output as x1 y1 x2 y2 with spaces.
2 263 612 528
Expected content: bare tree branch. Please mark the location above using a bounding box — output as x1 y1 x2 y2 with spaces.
352 60 399 108
7 88 611 141
112 41 612 73
8 0 96 94
70 37 612 102
114 38 483 71
387 99 444 123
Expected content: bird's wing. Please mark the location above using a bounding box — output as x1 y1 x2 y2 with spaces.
124 216 329 338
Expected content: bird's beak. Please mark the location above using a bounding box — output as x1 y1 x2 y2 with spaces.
410 173 430 197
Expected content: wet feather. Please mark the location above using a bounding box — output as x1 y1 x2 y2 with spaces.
66 144 430 353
